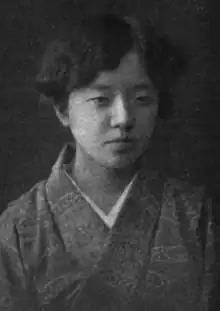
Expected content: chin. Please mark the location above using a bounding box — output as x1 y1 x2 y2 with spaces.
101 155 138 169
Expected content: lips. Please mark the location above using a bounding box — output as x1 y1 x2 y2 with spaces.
104 137 135 153
105 137 134 144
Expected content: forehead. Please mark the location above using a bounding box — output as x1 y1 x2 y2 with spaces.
90 52 151 89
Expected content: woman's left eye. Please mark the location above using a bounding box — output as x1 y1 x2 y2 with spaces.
136 96 148 101
136 95 153 103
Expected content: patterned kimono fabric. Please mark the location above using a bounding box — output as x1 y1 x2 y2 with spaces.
0 140 212 311
38 145 208 311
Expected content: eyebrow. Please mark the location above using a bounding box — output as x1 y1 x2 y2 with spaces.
132 83 151 90
90 84 111 91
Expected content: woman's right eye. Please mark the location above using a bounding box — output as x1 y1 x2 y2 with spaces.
91 97 110 107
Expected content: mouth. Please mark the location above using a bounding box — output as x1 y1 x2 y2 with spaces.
105 137 134 144
104 137 135 152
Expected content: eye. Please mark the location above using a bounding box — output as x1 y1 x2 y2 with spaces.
90 96 110 107
135 94 154 105
136 95 148 101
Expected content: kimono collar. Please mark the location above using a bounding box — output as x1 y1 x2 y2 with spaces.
51 142 76 173
47 142 139 223
46 140 167 216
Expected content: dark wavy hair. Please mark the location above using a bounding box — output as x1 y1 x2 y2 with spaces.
36 13 188 119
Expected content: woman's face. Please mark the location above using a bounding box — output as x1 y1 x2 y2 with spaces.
58 51 159 168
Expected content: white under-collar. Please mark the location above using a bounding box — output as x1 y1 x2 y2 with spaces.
64 170 138 228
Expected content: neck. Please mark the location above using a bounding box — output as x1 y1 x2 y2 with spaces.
72 144 140 195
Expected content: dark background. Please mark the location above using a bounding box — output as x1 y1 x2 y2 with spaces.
0 0 219 212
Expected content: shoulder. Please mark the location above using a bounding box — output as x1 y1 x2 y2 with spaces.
0 180 47 245
162 176 210 222
164 176 207 202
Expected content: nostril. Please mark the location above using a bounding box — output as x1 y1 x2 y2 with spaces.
118 120 134 132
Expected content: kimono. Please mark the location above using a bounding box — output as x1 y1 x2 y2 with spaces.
0 142 217 311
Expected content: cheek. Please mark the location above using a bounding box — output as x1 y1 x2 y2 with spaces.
136 106 158 132
69 108 100 140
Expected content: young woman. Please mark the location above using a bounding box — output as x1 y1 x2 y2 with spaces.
0 13 215 311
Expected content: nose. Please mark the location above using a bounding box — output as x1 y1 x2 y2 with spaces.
110 93 135 131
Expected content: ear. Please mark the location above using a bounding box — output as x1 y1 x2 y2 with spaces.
54 105 69 127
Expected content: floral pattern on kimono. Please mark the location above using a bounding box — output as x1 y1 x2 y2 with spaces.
0 143 218 311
